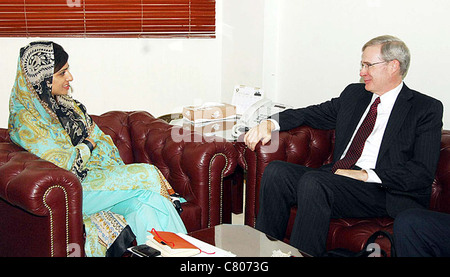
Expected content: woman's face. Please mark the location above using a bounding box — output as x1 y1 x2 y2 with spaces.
52 62 73 96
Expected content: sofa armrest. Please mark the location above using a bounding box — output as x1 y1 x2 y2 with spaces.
128 112 239 229
237 125 335 226
0 144 84 256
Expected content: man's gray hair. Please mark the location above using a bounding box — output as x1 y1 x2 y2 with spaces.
363 35 411 79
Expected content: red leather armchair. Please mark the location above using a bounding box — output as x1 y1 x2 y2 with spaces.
0 111 238 257
236 126 450 255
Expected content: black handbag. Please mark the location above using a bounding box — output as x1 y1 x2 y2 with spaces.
323 230 396 257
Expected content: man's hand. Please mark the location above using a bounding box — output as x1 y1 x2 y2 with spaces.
334 169 368 182
244 120 274 151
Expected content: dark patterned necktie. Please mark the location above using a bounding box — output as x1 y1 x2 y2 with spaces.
332 97 381 173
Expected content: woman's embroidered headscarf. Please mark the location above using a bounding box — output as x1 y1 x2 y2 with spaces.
18 41 93 146
8 41 100 180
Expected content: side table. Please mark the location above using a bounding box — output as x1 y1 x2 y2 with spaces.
158 113 245 217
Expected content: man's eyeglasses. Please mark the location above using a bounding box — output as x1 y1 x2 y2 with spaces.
360 61 388 70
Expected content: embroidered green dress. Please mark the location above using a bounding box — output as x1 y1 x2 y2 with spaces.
8 41 186 256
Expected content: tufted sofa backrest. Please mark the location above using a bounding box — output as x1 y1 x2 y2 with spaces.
0 129 9 143
430 130 450 213
241 126 450 218
90 111 137 165
0 111 143 165
277 127 450 214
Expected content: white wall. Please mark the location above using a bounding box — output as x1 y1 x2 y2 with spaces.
220 0 265 103
268 0 450 128
1 0 449 129
0 37 222 128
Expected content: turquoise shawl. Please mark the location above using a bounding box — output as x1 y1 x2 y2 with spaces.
8 41 186 256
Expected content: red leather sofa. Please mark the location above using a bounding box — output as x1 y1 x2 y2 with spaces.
236 126 450 255
0 111 238 257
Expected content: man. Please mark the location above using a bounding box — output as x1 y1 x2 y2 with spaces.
244 35 443 256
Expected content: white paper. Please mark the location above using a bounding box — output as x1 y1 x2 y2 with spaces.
177 233 236 257
231 85 264 115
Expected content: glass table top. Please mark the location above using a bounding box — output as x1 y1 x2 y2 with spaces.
189 224 309 257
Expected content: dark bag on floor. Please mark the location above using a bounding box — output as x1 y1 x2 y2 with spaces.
323 230 396 257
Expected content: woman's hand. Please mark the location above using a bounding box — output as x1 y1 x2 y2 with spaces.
84 137 97 149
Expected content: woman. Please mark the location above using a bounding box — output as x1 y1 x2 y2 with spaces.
8 41 186 256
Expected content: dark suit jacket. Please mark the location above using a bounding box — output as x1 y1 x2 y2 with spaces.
276 83 443 217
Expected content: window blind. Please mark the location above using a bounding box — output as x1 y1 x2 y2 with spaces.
0 0 215 38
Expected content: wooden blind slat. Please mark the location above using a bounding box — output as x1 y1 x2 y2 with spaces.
0 0 215 38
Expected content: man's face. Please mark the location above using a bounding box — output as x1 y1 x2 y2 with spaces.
52 62 73 96
360 45 393 95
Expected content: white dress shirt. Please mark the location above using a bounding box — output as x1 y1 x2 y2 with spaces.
270 82 403 183
342 82 403 183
